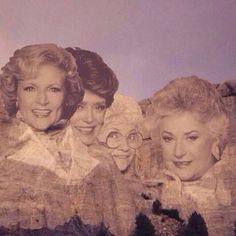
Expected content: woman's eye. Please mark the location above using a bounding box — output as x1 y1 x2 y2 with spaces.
129 134 137 140
95 104 106 112
49 87 61 93
110 134 118 139
108 132 120 139
187 135 198 141
162 136 173 143
129 135 135 140
77 104 85 110
23 86 36 92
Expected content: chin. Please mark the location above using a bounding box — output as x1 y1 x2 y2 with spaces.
26 116 59 131
118 165 129 173
30 123 51 131
177 174 199 182
114 159 133 173
80 135 95 146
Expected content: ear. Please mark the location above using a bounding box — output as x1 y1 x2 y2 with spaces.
211 138 221 161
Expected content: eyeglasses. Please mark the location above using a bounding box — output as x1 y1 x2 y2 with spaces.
106 131 143 149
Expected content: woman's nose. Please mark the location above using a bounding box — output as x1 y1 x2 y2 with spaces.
174 140 186 158
84 107 94 123
118 138 130 152
36 91 49 106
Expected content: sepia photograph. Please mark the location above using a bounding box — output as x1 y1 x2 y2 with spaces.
0 1 236 235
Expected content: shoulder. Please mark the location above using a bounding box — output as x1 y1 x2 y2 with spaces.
0 119 25 156
215 146 236 199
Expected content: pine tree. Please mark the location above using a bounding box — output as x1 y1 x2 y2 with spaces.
133 213 155 236
152 199 162 215
96 222 114 236
182 211 208 236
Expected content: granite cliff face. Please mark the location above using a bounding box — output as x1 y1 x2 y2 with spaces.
138 80 236 236
0 80 235 236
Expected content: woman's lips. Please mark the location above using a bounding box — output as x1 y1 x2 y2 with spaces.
32 109 51 118
173 161 192 168
76 126 95 134
113 155 131 160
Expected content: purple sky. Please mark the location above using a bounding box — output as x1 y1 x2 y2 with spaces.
1 0 236 100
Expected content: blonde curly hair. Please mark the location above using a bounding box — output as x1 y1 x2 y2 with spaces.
149 76 229 157
0 44 84 120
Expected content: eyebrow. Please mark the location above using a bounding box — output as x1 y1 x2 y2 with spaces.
185 131 199 135
21 83 62 88
21 83 35 86
79 101 106 105
95 101 106 105
162 131 173 135
48 84 62 87
78 101 87 105
109 128 120 132
162 130 200 135
129 129 138 133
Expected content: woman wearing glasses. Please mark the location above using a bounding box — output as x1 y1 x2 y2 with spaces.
104 125 143 174
89 94 150 235
96 94 144 176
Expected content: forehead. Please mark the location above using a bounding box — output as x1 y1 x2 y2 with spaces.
82 90 106 104
106 121 137 135
20 65 65 86
160 112 207 133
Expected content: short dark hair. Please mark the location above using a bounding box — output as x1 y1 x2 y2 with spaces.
66 47 119 107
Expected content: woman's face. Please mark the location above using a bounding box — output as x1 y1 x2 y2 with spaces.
108 123 138 172
70 90 107 146
17 65 65 131
159 112 217 181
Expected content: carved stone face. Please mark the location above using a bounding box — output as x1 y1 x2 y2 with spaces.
70 90 107 146
17 65 65 131
108 123 138 173
159 112 218 181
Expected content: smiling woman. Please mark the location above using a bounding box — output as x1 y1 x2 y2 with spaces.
66 47 119 146
151 76 229 180
0 44 85 227
95 93 145 176
160 112 218 182
148 76 236 235
0 44 135 236
1 44 83 125
17 65 66 130
85 94 152 234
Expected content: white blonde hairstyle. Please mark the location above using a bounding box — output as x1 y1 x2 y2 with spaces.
97 93 145 143
149 76 229 156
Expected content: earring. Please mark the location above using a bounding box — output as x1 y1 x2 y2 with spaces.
213 146 221 161
16 99 19 109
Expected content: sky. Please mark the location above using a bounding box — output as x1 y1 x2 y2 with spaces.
1 0 236 100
